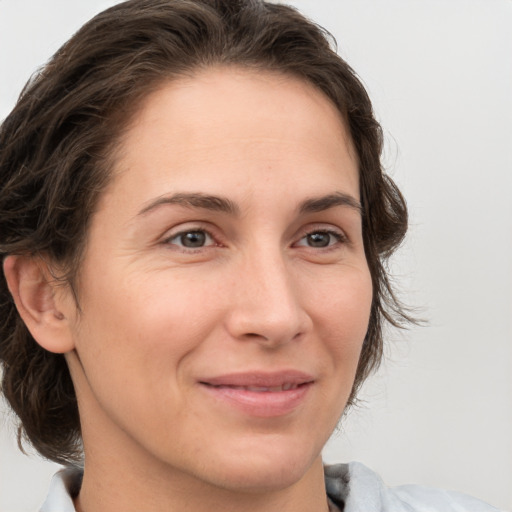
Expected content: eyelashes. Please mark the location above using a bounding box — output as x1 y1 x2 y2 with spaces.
162 225 348 253
294 229 347 249
165 229 217 249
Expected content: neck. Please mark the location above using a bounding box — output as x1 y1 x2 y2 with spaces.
75 453 330 512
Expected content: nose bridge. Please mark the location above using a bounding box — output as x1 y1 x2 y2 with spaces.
227 244 309 345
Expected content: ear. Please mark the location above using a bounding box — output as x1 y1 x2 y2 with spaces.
3 254 76 354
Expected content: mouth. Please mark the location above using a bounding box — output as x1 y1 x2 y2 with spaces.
198 371 315 417
199 370 314 389
202 382 308 392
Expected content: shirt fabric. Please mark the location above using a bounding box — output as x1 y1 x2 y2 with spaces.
39 461 503 512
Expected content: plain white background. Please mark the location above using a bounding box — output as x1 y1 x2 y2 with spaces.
0 1 511 511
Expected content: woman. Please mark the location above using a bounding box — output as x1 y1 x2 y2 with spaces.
0 1 503 511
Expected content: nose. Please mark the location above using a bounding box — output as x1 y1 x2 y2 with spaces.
224 249 312 348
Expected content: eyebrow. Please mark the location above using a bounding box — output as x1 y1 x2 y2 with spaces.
137 190 362 218
299 192 363 215
138 192 240 216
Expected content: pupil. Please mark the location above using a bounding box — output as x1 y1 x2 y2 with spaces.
182 231 206 247
308 232 330 247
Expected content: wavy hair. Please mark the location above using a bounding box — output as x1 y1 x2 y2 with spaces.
0 0 409 464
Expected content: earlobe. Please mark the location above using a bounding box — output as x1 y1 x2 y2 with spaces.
3 254 76 354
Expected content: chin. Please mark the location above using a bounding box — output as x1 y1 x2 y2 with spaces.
191 438 323 494
209 463 313 494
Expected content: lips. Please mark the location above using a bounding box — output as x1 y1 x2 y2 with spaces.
199 371 314 417
201 370 314 388
211 383 302 392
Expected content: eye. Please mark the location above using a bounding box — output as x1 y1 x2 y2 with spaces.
295 230 345 248
166 229 215 249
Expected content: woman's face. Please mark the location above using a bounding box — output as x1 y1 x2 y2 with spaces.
63 68 372 491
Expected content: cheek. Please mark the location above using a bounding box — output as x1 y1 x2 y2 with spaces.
69 277 215 428
74 270 224 377
311 264 372 330
307 266 373 368
303 267 372 432
131 273 226 346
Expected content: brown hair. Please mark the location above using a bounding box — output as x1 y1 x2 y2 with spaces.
0 0 409 465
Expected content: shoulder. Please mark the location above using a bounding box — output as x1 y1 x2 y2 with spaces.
325 462 504 512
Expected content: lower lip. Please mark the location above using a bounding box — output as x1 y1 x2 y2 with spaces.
200 383 313 418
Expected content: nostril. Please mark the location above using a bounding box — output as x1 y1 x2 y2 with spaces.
241 332 272 343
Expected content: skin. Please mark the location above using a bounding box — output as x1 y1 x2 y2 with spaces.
5 67 372 512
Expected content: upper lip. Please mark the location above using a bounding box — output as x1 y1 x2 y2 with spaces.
199 370 315 388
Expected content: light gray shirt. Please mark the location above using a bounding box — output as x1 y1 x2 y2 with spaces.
40 462 503 511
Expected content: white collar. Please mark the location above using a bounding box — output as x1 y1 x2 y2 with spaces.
40 462 501 512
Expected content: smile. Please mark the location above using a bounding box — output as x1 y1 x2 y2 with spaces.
205 383 304 392
199 371 315 417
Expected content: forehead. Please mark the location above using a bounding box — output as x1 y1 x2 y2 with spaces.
102 67 359 212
